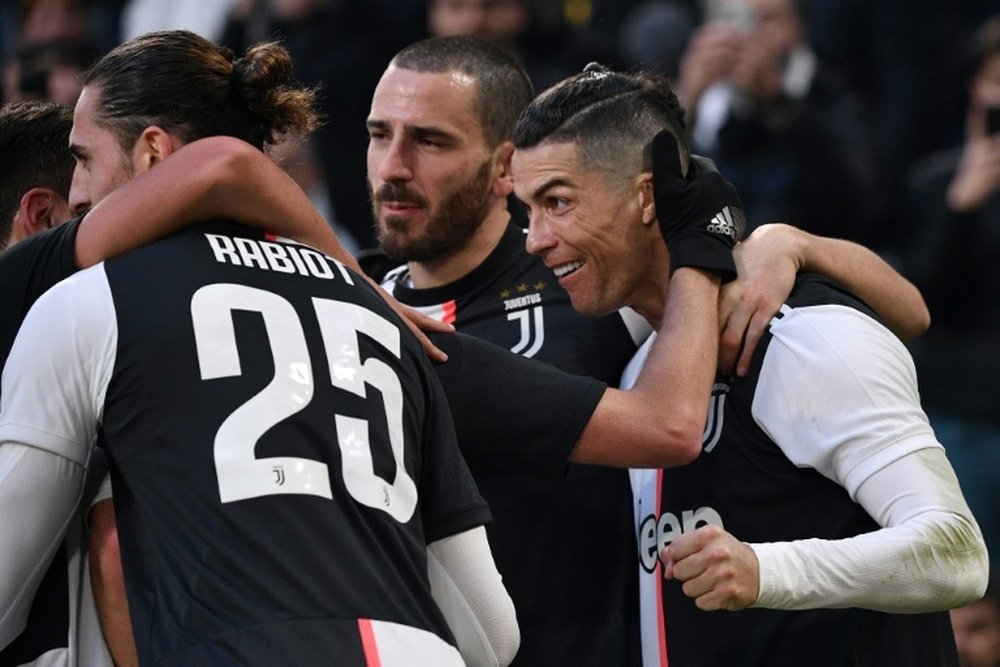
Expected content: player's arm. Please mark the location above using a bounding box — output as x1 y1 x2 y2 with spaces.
0 444 85 648
719 223 930 376
427 527 519 667
0 272 112 647
662 448 988 612
570 267 717 467
89 495 138 667
75 135 453 361
750 447 987 612
662 307 987 612
73 136 354 269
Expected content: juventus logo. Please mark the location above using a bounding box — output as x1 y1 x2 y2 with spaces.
508 305 545 358
702 382 730 452
273 466 285 486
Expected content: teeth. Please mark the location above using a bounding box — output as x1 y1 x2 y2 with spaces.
553 260 584 277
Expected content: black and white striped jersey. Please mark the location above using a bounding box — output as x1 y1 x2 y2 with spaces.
1 222 488 667
626 275 959 667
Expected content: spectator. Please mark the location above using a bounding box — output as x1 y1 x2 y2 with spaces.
220 0 407 250
674 0 884 245
952 581 1000 667
121 0 237 42
903 13 1000 578
425 0 592 92
3 37 95 106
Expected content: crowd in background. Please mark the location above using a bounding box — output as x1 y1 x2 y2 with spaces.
2 0 1000 658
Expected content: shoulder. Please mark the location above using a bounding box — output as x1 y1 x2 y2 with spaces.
357 247 403 284
750 288 933 490
0 216 81 288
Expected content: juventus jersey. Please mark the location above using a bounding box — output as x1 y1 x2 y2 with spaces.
626 275 958 666
0 216 112 667
0 223 488 667
380 222 650 666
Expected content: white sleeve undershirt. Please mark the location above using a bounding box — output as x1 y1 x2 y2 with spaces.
748 304 988 612
427 527 520 667
0 444 85 648
0 267 116 648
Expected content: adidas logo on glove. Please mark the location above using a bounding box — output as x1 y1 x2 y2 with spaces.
707 206 744 243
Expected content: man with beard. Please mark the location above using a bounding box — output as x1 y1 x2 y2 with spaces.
362 35 933 666
365 36 650 666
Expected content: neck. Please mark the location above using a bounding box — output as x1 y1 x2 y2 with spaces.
628 242 671 330
407 203 510 289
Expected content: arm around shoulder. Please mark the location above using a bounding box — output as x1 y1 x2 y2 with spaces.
75 136 356 270
772 224 930 340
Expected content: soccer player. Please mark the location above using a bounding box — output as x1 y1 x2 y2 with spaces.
0 87 404 667
0 30 517 667
510 63 988 666
363 35 933 665
0 101 75 250
0 99 115 667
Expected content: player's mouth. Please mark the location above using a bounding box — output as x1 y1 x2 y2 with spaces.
382 201 421 214
553 260 584 278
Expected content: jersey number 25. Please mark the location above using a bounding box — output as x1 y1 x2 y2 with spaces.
191 283 417 522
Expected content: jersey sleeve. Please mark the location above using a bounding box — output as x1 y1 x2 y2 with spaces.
0 217 82 370
415 345 492 544
0 265 117 465
429 332 608 480
751 303 941 499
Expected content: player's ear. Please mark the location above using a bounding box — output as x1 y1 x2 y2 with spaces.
132 126 179 172
11 187 72 242
637 172 656 227
491 140 516 198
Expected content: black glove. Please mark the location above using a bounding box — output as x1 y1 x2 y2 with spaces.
651 130 745 282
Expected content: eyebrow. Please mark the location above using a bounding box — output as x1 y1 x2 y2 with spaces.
530 176 574 202
366 119 457 143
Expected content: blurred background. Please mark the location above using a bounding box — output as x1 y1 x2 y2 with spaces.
2 0 999 574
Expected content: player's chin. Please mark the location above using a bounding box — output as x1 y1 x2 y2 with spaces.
566 290 609 319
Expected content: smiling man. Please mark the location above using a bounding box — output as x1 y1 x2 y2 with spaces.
511 63 987 667
0 30 516 667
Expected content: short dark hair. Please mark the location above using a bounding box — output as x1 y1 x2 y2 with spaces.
0 101 74 246
391 35 534 148
81 30 321 153
513 63 689 190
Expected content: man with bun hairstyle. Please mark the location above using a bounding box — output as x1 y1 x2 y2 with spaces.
0 30 517 667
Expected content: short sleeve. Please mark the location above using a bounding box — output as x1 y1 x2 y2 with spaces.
751 304 941 498
0 266 117 465
429 332 607 479
0 217 82 370
415 353 492 544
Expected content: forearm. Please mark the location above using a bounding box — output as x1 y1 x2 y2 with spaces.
75 136 358 272
89 499 138 667
572 268 719 467
751 449 988 613
795 228 930 341
0 444 83 648
428 527 519 667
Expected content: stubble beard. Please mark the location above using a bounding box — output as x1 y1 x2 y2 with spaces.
371 160 493 264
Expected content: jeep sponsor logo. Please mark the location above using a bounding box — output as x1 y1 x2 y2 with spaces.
636 506 724 573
